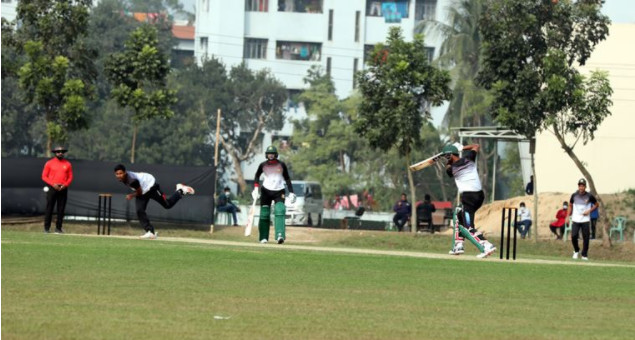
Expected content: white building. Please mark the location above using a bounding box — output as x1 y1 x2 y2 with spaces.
195 0 446 184
1 0 18 22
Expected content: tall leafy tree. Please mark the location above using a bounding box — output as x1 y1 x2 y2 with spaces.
1 19 43 157
286 67 366 201
15 0 96 151
478 0 613 245
219 64 288 194
69 0 182 163
105 24 177 163
355 27 452 231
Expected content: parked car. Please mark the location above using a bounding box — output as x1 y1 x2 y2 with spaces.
286 181 324 226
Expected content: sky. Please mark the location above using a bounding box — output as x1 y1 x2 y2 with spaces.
601 0 635 23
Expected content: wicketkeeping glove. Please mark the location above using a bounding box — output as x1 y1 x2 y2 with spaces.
288 193 297 204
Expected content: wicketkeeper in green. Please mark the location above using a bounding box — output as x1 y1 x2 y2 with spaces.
252 146 296 244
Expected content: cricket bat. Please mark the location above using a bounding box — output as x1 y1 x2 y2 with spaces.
244 197 258 236
409 152 444 172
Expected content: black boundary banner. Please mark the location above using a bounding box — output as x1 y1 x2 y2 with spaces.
1 158 216 224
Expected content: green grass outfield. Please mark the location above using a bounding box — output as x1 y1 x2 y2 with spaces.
2 230 635 340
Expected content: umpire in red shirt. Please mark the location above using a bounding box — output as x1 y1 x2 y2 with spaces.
41 146 74 233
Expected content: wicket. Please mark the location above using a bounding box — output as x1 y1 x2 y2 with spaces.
97 193 112 235
500 207 518 260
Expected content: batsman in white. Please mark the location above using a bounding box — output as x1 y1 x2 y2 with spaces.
443 143 496 258
251 146 296 244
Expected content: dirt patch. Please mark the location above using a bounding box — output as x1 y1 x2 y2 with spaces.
475 192 635 239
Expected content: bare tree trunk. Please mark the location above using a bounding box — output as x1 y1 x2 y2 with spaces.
434 162 448 201
553 127 612 248
130 124 137 164
219 129 264 194
224 147 247 194
46 135 52 157
531 148 538 241
407 153 417 234
339 151 345 172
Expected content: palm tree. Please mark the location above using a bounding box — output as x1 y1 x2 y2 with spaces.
415 0 497 199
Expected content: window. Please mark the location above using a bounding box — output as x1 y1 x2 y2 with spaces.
276 41 321 61
328 9 333 41
355 11 361 42
415 0 436 21
278 0 323 13
244 38 268 59
326 57 332 75
246 0 268 12
424 47 435 62
364 44 375 64
199 37 208 53
366 0 410 21
353 58 359 88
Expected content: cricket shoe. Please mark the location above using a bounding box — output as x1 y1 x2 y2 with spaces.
572 252 579 259
476 242 496 259
140 231 157 240
448 242 465 255
277 237 285 244
260 239 268 244
176 183 195 195
581 256 589 261
54 228 64 234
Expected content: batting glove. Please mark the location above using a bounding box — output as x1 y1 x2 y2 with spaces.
453 142 464 152
251 187 260 200
288 193 297 204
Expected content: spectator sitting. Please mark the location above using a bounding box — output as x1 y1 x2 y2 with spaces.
516 202 532 239
217 186 240 226
416 194 436 232
525 175 534 195
549 201 568 240
393 193 411 232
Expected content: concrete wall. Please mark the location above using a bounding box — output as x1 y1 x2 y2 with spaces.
535 23 635 194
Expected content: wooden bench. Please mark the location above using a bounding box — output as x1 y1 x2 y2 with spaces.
417 212 446 233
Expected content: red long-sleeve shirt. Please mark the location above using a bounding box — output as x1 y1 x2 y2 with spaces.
41 158 73 187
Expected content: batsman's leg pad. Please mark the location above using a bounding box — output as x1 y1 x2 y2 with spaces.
259 206 271 241
274 202 286 241
459 226 484 252
468 227 486 242
451 211 465 251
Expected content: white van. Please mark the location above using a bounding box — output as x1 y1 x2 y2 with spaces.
286 181 324 226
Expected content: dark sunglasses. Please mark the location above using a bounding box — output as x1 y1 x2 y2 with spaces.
55 151 65 154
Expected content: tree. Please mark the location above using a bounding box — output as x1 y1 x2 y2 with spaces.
105 24 177 163
286 67 367 202
478 0 613 246
355 27 452 231
219 64 288 194
15 0 96 151
416 0 497 199
68 0 185 163
1 18 43 157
